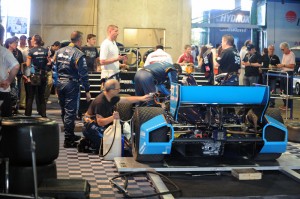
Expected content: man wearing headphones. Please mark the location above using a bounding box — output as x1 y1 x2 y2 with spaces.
80 79 151 153
55 31 91 148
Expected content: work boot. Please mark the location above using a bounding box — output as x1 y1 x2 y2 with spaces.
63 135 81 148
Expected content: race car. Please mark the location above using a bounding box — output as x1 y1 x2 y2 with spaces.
130 83 287 163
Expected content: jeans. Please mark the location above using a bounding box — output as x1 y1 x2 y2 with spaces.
83 120 104 150
243 76 259 86
57 80 80 140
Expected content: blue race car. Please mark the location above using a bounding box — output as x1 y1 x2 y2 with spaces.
131 83 287 163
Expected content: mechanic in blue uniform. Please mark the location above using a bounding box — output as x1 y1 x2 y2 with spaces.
55 31 91 148
134 62 181 96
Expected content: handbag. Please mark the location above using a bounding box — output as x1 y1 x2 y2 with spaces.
30 74 41 86
101 119 122 160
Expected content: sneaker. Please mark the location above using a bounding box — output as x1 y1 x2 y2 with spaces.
47 100 52 104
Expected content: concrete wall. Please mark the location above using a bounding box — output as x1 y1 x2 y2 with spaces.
30 0 98 46
30 0 192 60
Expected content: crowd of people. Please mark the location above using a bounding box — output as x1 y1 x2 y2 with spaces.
0 23 297 154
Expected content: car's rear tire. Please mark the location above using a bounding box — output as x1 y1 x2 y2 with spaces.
116 95 133 121
265 108 284 124
132 107 168 162
253 153 282 161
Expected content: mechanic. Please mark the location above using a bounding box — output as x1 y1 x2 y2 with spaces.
100 25 127 80
134 62 181 97
276 42 296 111
241 44 262 86
55 31 91 148
144 45 173 66
80 79 152 153
215 34 241 85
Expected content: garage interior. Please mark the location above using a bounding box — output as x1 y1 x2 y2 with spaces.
1 0 300 198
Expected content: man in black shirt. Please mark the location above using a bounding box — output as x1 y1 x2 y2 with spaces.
81 79 151 153
216 34 241 85
242 44 262 86
81 34 99 72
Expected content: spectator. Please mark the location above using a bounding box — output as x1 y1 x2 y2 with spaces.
177 44 194 66
199 44 214 85
239 40 252 85
45 41 61 104
0 24 20 117
18 35 29 109
5 36 23 114
242 44 262 86
144 45 173 66
215 34 240 85
277 42 296 111
81 34 99 72
100 25 127 80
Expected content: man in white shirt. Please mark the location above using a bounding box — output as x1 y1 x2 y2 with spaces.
0 24 20 116
276 42 295 110
144 45 173 66
100 25 127 80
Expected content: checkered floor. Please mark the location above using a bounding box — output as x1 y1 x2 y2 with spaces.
41 97 300 198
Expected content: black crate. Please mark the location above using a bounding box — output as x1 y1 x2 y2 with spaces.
38 179 90 199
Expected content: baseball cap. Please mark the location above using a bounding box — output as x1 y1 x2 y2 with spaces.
247 44 255 51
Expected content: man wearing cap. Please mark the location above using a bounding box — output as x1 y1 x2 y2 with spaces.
241 44 262 86
55 31 91 148
0 24 20 117
144 45 173 66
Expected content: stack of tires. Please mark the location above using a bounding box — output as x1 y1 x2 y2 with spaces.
0 117 59 195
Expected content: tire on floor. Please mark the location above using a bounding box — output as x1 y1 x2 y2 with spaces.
0 116 59 166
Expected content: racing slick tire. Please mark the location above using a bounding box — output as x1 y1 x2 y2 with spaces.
252 108 284 161
287 122 300 142
265 108 284 124
253 153 282 161
0 116 59 166
132 107 168 162
116 94 133 121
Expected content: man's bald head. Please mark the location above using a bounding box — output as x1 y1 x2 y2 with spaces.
70 31 83 43
103 79 120 92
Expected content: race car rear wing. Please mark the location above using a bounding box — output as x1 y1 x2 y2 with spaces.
170 83 270 121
